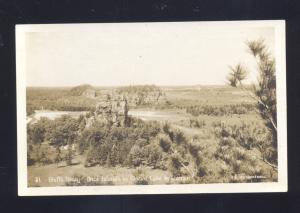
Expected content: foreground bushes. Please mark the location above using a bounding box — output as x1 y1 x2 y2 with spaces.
214 121 277 165
80 120 206 179
27 114 216 182
27 107 277 184
214 121 277 182
81 119 166 169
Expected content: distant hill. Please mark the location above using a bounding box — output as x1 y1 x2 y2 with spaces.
69 84 98 98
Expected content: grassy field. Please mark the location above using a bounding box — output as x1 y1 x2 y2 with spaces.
27 85 277 186
162 85 254 106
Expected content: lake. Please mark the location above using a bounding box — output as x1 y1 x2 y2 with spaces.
27 109 186 124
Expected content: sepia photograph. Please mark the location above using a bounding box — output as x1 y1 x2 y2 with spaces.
16 21 287 195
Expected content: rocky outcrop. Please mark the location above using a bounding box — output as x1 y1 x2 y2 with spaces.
85 96 129 128
83 85 167 129
115 85 167 106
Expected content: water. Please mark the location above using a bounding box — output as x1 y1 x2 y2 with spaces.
128 110 170 121
27 109 180 124
27 110 88 124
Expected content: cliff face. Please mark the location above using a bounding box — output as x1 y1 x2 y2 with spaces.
124 91 166 106
85 96 129 128
83 85 167 129
116 85 167 106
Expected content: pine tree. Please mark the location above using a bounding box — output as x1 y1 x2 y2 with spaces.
227 39 277 168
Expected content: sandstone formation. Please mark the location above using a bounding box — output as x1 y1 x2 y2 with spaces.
115 85 167 106
85 95 129 128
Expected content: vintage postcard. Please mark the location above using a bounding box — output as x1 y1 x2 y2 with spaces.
16 20 287 195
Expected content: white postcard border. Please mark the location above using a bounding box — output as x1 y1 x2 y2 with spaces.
16 20 287 196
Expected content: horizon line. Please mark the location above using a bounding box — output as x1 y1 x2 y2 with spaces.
25 83 256 88
26 84 233 88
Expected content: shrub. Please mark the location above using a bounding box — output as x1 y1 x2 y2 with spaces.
39 151 52 165
189 118 206 128
214 121 276 164
188 137 204 161
172 129 186 145
135 138 149 147
213 121 277 182
144 143 163 168
84 142 110 167
28 124 45 145
132 167 150 185
221 126 233 138
65 143 74 166
168 153 183 177
84 151 95 167
139 121 161 140
219 136 236 147
197 164 208 177
157 133 172 152
219 161 231 176
54 148 63 165
106 144 120 166
128 145 145 167
162 122 172 134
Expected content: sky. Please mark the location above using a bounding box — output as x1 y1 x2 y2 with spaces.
25 22 275 87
